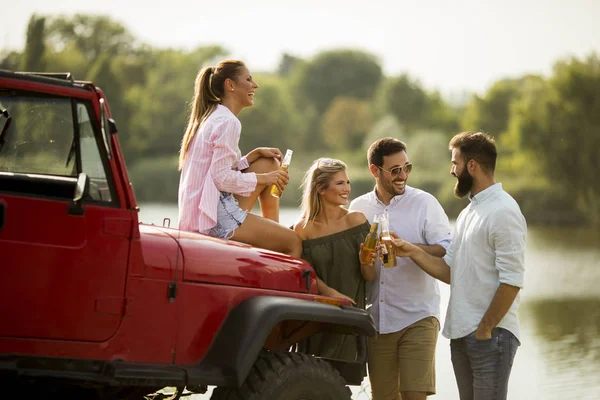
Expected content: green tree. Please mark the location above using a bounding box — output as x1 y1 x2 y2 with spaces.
320 97 373 151
21 15 46 71
277 53 304 77
364 114 405 148
380 74 429 132
124 46 227 161
0 51 22 70
376 75 459 135
427 91 460 134
510 54 600 225
239 76 305 153
293 49 383 115
44 42 91 81
461 78 524 136
88 54 127 141
46 14 135 62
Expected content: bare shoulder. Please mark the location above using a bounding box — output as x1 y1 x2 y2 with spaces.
293 219 313 240
345 210 368 228
293 220 306 237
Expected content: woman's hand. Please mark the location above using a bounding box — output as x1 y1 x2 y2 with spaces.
257 169 289 191
317 277 356 305
248 147 283 163
359 243 377 281
327 289 357 305
359 243 377 266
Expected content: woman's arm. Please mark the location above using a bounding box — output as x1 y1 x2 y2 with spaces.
245 147 283 164
316 277 356 305
295 220 357 304
348 212 377 281
359 243 377 281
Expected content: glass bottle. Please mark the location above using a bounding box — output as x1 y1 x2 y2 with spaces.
360 214 380 264
380 211 397 268
270 149 293 198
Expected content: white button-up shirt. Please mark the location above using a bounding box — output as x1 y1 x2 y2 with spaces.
442 183 527 341
349 186 452 333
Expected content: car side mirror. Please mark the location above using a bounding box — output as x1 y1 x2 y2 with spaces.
68 173 89 215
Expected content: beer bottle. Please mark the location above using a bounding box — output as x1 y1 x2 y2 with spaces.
360 214 379 264
270 149 293 198
380 211 397 268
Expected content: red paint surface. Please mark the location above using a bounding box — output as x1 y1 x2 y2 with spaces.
0 73 322 367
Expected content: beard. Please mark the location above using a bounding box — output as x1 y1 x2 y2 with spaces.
454 167 473 198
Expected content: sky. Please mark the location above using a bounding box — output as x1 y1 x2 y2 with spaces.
2 0 599 97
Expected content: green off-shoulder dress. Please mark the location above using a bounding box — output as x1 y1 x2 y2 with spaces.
300 221 370 364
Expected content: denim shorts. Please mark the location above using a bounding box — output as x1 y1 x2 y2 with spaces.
207 192 248 239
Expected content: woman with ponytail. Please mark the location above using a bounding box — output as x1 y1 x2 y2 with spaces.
178 60 301 257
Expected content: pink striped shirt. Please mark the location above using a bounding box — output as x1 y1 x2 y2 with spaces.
178 105 257 234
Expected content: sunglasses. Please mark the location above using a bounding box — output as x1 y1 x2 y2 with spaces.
317 158 336 167
376 163 413 176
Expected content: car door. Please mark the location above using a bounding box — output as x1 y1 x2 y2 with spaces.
0 86 132 342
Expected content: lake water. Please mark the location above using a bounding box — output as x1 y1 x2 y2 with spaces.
139 204 600 400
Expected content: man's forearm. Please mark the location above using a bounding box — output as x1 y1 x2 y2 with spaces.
415 243 446 258
477 283 521 335
407 246 451 284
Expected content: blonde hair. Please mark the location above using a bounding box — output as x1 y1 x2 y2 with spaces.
178 60 246 170
300 158 347 226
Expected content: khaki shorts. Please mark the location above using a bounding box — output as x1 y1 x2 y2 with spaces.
368 316 439 399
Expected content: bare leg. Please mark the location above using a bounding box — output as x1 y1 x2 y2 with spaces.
231 213 302 258
400 392 427 400
235 156 280 222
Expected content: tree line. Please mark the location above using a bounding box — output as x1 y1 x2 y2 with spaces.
2 14 599 226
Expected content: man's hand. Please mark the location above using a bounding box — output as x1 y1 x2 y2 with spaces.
474 324 493 340
391 236 419 258
388 231 415 257
387 232 451 284
475 283 521 340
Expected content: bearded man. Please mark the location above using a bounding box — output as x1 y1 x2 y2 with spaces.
392 131 528 400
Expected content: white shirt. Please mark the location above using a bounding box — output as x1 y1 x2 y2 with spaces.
349 186 452 334
178 105 257 234
442 183 527 341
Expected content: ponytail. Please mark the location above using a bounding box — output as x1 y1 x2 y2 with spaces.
179 67 218 170
179 60 247 171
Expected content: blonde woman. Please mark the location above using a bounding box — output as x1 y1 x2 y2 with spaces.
178 60 301 257
293 158 376 364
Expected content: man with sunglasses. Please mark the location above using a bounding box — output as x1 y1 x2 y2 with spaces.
349 137 452 400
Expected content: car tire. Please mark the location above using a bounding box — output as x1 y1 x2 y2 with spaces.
211 351 351 400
